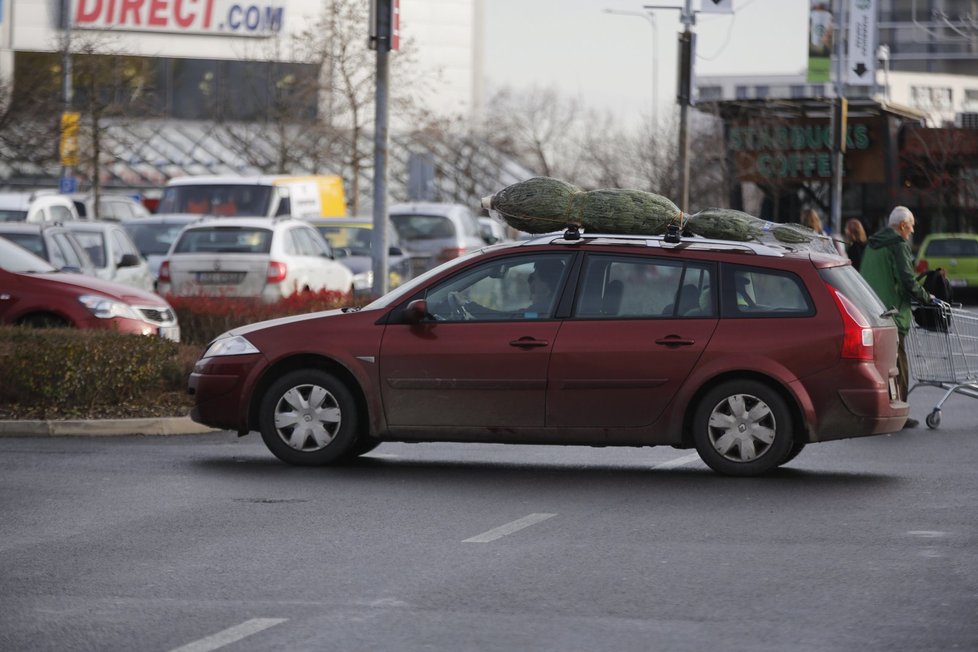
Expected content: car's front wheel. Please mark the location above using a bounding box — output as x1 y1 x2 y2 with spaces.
258 369 358 465
692 380 794 477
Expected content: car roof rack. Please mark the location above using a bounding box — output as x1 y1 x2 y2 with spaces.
524 230 786 257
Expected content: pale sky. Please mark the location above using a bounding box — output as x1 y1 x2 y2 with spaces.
482 0 809 127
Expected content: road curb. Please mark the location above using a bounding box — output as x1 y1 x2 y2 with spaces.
0 416 222 437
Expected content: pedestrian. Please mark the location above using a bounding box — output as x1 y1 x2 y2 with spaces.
860 206 936 429
844 217 868 270
799 208 825 234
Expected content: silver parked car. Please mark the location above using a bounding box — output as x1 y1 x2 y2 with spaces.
122 214 201 281
0 222 97 276
389 202 487 276
63 221 155 292
157 217 354 301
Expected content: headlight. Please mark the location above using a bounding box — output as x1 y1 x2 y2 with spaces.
78 295 140 320
203 334 260 358
352 270 374 291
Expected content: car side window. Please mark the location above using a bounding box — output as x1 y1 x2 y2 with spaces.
574 254 714 319
46 234 69 269
296 227 330 257
283 229 302 256
423 253 574 321
112 229 137 263
721 264 814 317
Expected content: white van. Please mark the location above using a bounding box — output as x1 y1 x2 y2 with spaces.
157 175 347 219
0 192 82 223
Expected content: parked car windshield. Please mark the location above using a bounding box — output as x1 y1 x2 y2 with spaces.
390 214 456 241
124 221 193 256
0 209 28 222
925 238 978 257
0 237 57 273
174 227 274 254
158 185 273 217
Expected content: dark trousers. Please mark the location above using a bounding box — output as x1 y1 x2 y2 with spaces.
897 330 909 401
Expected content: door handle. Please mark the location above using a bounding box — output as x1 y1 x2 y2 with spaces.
510 337 549 349
655 336 695 347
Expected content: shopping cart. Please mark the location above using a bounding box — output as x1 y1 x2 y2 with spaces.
906 302 978 428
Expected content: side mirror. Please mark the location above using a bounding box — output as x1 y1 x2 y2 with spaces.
118 253 140 268
388 245 403 256
404 299 429 324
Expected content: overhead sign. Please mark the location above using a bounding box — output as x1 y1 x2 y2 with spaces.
70 0 286 37
700 0 733 14
807 1 833 83
847 0 878 85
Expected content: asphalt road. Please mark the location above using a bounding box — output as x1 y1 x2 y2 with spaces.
1 384 977 652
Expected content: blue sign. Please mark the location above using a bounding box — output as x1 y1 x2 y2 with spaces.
59 175 78 194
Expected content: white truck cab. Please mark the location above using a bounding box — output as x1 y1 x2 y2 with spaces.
0 192 82 223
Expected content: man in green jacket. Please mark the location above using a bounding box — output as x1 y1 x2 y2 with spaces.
860 206 935 429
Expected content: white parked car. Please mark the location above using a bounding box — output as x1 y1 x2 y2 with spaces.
70 192 151 221
63 221 155 292
157 217 354 301
0 192 81 223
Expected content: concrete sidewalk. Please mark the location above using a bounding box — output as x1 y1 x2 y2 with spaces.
0 417 222 437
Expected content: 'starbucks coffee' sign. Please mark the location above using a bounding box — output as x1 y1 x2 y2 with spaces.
728 117 886 184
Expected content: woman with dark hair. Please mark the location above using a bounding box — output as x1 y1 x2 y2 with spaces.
844 217 868 270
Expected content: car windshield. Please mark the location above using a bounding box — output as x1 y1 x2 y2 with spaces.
925 238 978 257
363 249 486 310
124 221 191 256
0 209 28 222
174 227 273 254
157 184 273 217
317 225 373 256
0 237 57 273
390 214 456 241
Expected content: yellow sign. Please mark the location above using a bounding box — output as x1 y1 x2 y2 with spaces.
60 112 81 166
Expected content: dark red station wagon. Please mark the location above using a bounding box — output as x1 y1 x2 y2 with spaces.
189 230 908 476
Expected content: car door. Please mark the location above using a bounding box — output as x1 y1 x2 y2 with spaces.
546 253 719 429
110 226 153 291
379 252 574 428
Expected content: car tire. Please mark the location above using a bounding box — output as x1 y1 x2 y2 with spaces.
258 369 358 466
778 441 806 466
692 380 794 477
340 437 382 461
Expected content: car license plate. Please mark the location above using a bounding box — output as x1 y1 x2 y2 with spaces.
888 377 899 401
158 325 181 342
949 278 967 287
196 271 245 284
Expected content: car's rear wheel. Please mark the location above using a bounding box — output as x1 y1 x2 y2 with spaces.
692 380 794 477
258 369 357 466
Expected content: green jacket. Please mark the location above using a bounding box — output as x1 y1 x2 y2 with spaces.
859 226 930 333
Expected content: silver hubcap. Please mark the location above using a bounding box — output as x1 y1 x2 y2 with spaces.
707 393 777 463
273 384 342 452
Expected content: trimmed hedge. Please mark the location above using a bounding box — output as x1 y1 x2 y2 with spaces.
168 289 355 345
0 326 197 420
0 292 360 419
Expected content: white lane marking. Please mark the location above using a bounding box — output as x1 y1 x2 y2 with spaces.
652 452 701 470
168 618 287 652
463 513 557 543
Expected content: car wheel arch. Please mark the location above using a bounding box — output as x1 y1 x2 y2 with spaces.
248 353 369 436
15 311 75 328
680 370 806 450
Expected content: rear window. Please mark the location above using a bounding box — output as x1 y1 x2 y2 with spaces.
819 265 891 327
174 227 273 254
923 238 978 257
390 214 457 241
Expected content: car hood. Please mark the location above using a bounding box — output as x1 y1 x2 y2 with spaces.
34 271 169 305
229 308 348 337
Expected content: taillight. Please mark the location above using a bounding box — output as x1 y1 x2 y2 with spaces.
916 259 929 273
438 247 465 262
267 261 287 283
158 260 170 283
827 284 874 360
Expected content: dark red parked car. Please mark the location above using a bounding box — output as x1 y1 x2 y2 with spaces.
0 237 179 340
189 230 907 476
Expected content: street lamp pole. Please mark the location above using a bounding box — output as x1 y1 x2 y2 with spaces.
603 8 658 131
